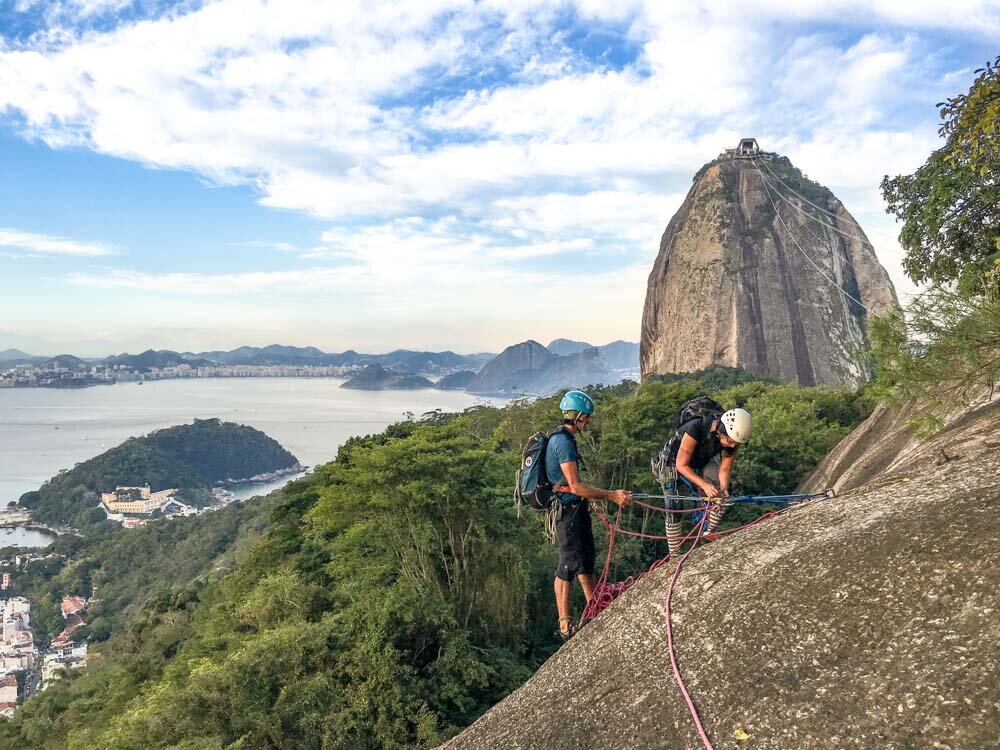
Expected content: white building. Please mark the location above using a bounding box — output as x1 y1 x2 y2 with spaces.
41 644 88 688
101 485 179 514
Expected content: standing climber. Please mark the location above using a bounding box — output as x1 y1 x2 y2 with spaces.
658 398 753 554
548 390 632 640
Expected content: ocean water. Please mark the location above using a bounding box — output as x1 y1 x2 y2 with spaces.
0 526 57 548
0 378 504 506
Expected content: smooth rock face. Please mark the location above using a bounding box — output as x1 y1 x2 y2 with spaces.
441 398 1000 750
799 395 1000 495
641 156 898 387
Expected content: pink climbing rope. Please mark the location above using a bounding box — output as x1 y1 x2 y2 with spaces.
582 506 703 619
582 494 822 747
664 512 714 749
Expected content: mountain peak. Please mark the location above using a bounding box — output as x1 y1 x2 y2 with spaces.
641 149 898 387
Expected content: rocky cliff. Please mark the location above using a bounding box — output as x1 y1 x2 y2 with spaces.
641 152 898 387
442 397 1000 749
800 395 1000 495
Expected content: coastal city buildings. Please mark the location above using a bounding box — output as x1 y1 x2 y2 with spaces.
0 673 17 717
0 597 35 714
42 596 89 685
0 361 355 388
0 594 92 715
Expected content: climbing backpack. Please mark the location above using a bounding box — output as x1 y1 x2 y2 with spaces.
651 396 725 481
515 426 575 513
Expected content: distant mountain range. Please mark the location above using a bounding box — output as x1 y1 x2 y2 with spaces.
2 345 494 376
108 350 214 370
4 340 639 396
548 339 639 371
180 345 494 375
0 348 44 363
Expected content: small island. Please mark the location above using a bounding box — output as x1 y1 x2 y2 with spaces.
17 418 302 530
434 370 477 390
340 364 434 390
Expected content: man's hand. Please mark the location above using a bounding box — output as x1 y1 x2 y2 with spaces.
612 490 632 507
700 482 721 500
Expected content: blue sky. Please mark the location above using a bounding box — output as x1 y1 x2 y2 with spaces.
0 0 997 356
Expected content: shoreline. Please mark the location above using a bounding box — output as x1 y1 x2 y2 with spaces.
0 511 64 536
0 374 355 391
215 463 307 490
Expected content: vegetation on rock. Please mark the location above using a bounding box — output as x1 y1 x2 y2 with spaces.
341 364 435 390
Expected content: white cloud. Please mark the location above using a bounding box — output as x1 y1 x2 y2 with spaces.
3 0 998 345
489 189 679 245
63 0 134 18
66 266 364 295
0 228 115 256
3 0 990 223
228 240 298 252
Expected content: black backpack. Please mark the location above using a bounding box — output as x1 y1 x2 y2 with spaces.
651 396 725 480
515 426 576 513
671 396 725 437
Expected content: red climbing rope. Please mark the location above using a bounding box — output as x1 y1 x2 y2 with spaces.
664 512 714 749
582 506 703 619
581 493 827 748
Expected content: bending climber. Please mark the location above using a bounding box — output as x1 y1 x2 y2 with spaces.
661 399 753 555
548 390 632 640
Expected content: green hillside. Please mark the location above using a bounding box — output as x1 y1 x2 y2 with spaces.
0 369 871 749
19 418 299 529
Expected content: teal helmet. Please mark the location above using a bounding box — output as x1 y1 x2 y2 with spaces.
559 390 595 418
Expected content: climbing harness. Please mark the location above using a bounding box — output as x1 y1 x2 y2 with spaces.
580 487 835 749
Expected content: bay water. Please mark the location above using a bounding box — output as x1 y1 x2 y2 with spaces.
0 378 504 507
0 526 57 548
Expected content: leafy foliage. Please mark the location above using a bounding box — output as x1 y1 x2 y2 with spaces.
869 287 1000 428
0 372 869 749
6 492 281 647
881 55 1000 286
872 61 1000 422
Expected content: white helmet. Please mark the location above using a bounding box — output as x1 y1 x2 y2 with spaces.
720 408 753 443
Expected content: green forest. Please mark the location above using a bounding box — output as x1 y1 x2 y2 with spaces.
18 418 299 529
0 368 871 749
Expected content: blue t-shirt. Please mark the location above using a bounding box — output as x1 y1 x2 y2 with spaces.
546 430 580 503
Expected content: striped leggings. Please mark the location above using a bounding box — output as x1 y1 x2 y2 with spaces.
664 467 731 556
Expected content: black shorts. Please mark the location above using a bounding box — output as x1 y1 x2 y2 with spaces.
555 500 595 581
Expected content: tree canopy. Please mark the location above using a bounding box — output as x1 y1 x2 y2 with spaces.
872 58 1000 418
881 54 1000 287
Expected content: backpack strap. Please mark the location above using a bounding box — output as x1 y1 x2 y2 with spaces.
549 424 582 494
